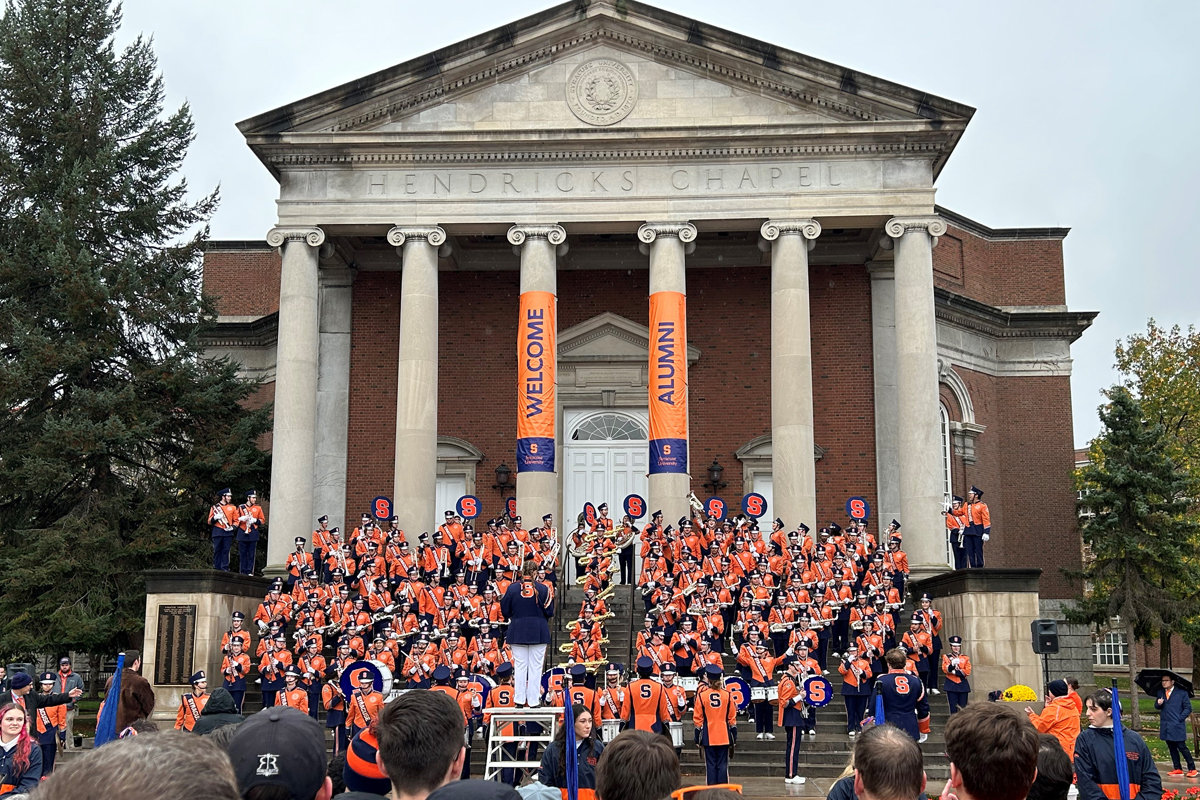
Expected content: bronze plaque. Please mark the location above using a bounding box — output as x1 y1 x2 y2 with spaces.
154 604 197 686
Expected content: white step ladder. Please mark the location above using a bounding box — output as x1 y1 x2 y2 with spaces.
483 707 564 782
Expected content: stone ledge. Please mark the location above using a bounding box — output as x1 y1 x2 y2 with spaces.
910 568 1042 598
143 569 271 597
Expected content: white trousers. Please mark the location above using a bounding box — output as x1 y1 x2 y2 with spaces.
511 643 546 706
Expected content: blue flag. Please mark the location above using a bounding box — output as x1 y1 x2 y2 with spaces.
874 680 885 725
93 653 125 748
1110 679 1131 800
563 700 578 800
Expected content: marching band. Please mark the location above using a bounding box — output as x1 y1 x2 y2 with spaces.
203 484 980 787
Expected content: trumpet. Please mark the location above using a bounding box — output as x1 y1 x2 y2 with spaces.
555 659 606 671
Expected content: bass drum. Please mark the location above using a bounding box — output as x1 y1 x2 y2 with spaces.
340 660 388 699
723 677 751 712
540 667 567 696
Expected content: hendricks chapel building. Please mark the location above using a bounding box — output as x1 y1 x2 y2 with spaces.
202 1 1096 670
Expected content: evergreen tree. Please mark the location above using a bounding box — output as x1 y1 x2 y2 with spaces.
0 0 270 663
1069 387 1200 729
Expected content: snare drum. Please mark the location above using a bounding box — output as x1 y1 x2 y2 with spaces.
766 686 780 702
750 686 767 702
667 720 684 748
601 719 622 743
679 677 699 694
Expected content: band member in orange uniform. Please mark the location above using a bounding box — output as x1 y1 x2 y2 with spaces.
693 664 737 785
277 666 309 714
173 671 209 732
345 669 384 739
622 657 671 733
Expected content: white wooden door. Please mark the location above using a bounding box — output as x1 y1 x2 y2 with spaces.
434 475 467 532
563 410 649 580
754 473 774 520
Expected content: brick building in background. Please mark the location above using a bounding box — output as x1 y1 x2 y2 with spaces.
201 1 1101 677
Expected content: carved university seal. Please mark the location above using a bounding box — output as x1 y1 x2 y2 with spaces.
566 59 638 126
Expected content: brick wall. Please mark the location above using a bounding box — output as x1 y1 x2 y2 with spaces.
934 225 1066 308
202 246 281 317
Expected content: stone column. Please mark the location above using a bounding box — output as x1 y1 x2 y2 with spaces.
868 264 901 528
264 227 324 573
387 226 445 540
640 221 696 530
314 267 355 534
509 224 566 526
761 219 821 530
886 216 949 580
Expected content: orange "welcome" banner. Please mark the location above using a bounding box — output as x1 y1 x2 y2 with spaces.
649 290 688 474
517 291 556 472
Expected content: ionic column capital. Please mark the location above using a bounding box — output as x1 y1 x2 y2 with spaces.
266 226 326 249
387 225 447 248
761 219 821 241
884 216 947 242
506 224 567 247
637 221 697 244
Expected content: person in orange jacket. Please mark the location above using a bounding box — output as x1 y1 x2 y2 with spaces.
1025 679 1080 760
277 667 309 715
34 673 67 774
963 485 990 569
345 670 384 738
622 657 672 734
173 671 210 732
693 664 738 785
940 636 972 714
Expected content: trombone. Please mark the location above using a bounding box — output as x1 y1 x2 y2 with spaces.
559 638 609 653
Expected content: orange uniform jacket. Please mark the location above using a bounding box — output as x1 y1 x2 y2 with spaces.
941 653 972 687
173 692 210 731
277 687 309 714
36 702 66 735
622 678 671 732
346 689 384 731
484 684 517 736
693 686 738 747
595 686 627 722
1028 696 1081 760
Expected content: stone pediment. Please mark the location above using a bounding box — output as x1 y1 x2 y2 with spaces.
560 312 700 364
239 0 973 175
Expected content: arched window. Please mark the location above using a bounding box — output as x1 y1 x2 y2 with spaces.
939 403 953 504
940 403 954 566
570 413 647 441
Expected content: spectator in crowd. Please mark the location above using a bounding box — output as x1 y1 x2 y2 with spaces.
343 727 391 797
206 719 243 753
850 723 925 800
376 690 522 800
0 667 8 694
687 791 742 800
539 703 605 796
0 703 41 798
1026 680 1082 760
944 703 1039 800
52 657 83 750
101 650 156 732
0 672 81 731
1027 733 1074 800
227 706 331 800
1075 689 1162 800
192 687 245 736
594 729 680 800
1156 673 1196 777
32 731 241 800
1064 677 1084 713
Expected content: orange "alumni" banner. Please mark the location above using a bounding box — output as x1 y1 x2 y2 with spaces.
648 290 687 474
517 291 556 472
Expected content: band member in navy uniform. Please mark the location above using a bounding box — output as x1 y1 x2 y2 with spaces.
235 489 266 575
870 648 930 743
963 486 990 569
944 495 967 570
208 488 237 571
500 561 554 707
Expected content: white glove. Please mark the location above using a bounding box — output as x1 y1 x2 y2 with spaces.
981 534 990 542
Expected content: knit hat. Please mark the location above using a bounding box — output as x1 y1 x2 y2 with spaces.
10 672 32 690
344 728 392 795
1046 679 1068 698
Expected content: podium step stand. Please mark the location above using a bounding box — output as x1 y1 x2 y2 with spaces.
483 707 564 782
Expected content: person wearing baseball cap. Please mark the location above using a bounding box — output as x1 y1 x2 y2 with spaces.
228 706 331 800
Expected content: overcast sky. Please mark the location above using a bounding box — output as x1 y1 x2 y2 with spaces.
117 0 1199 448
